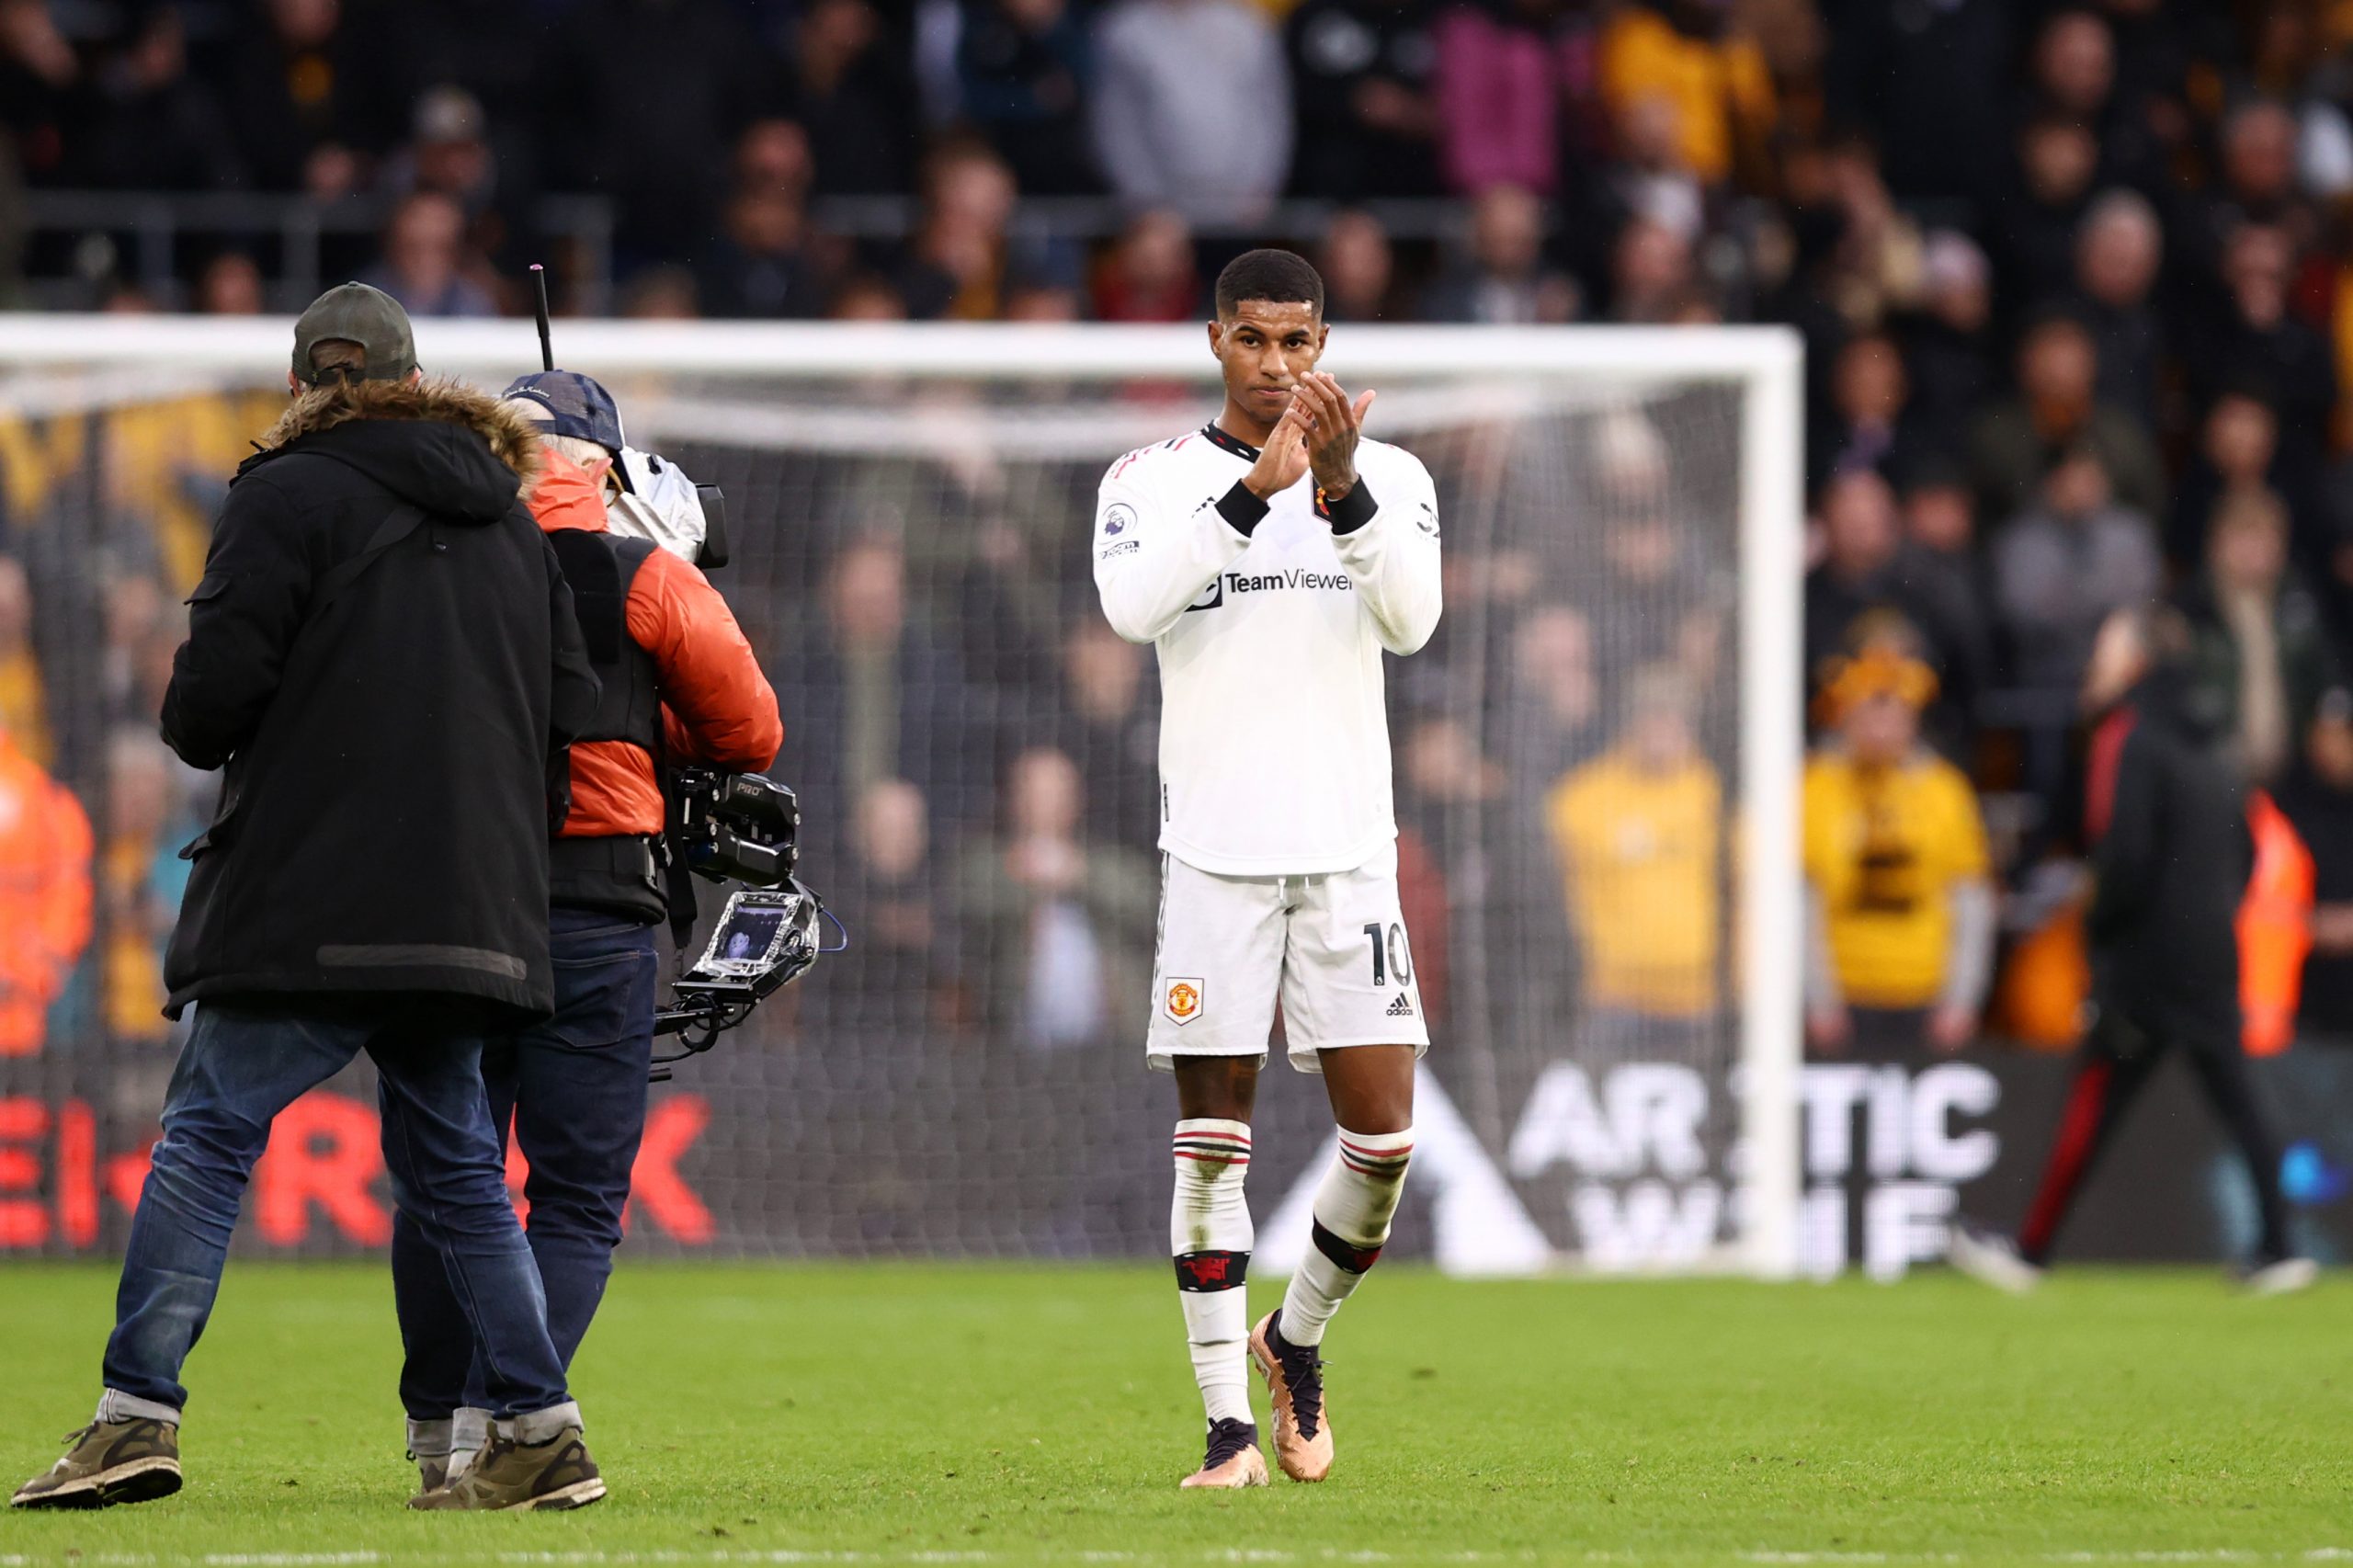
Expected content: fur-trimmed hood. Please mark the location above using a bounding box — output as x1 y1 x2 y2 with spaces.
239 376 544 525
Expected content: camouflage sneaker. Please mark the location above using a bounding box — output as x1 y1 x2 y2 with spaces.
410 1450 448 1494
408 1426 603 1511
12 1419 182 1509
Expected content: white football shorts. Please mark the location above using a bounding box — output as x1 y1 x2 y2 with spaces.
1146 840 1431 1074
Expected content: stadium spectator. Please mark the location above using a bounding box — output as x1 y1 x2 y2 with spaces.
1801 646 1994 1058
1317 209 1394 323
1393 712 1492 1027
2185 223 2336 472
699 182 825 320
2168 389 2297 570
0 712 91 1056
1282 0 1441 199
96 727 188 1046
1573 410 1728 702
1429 0 1581 198
1969 312 2165 524
100 279 160 313
734 117 816 203
99 571 172 731
0 554 51 766
787 0 921 198
621 266 700 319
2278 691 2353 1040
893 142 1019 320
2025 7 2161 195
1421 184 1576 325
1090 210 1199 322
1091 0 1290 222
0 135 21 307
1586 91 1706 259
1502 604 1603 797
1004 278 1081 319
2179 488 2337 787
1606 214 1694 324
2242 6 2353 200
382 86 498 232
196 252 266 315
1595 1 1773 190
0 0 76 186
1040 619 1159 851
1821 0 2013 210
358 190 497 318
778 532 981 845
538 0 768 257
1899 231 1996 453
1804 469 1985 712
818 777 962 1033
1992 117 2100 313
956 0 1100 196
2178 101 2315 292
71 4 241 192
1545 665 1724 1050
830 273 910 319
954 745 1157 1049
1892 468 1994 753
222 0 408 198
1991 446 2163 701
1489 611 1597 1036
1806 130 1927 338
2065 189 2166 426
1809 331 1923 495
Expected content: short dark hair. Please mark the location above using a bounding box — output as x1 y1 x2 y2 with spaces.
1215 248 1324 318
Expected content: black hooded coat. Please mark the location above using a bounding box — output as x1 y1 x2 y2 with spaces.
162 377 599 1022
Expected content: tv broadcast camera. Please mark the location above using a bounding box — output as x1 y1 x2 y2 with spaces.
651 770 839 1079
525 267 839 1077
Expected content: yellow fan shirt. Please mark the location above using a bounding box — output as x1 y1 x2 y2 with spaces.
1802 750 1989 1008
1546 749 1722 1017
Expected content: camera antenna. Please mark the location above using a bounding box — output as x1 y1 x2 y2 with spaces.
530 263 554 372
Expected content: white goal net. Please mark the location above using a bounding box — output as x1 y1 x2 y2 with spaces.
0 319 1802 1276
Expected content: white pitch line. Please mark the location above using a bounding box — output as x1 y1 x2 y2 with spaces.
5 1544 2334 1553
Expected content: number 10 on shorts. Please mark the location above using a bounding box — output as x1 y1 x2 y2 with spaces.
1362 923 1413 987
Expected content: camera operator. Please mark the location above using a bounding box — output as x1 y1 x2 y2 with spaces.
388 369 782 1496
15 284 607 1514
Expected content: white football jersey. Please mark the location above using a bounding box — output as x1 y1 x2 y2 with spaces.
1093 422 1442 877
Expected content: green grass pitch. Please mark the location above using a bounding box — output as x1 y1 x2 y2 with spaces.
2 1261 2347 1565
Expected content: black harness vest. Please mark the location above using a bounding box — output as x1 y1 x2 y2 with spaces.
546 528 666 923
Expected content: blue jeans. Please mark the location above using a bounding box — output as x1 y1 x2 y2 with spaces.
103 999 571 1420
390 909 658 1420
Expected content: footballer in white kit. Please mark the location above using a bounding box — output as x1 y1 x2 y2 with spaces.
1091 250 1441 1491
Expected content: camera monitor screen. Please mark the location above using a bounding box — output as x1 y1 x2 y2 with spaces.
715 909 786 965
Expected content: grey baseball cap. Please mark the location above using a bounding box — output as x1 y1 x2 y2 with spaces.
290 282 418 385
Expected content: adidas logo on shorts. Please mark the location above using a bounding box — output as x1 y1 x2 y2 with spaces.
1385 993 1415 1017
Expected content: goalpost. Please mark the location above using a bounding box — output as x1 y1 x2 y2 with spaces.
0 318 1803 1278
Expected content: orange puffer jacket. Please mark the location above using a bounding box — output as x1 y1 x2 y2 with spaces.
529 449 782 837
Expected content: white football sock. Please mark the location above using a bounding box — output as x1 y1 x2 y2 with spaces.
1279 1124 1414 1347
1171 1118 1254 1426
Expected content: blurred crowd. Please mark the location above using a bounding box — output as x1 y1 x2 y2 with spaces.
22 0 2353 1071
